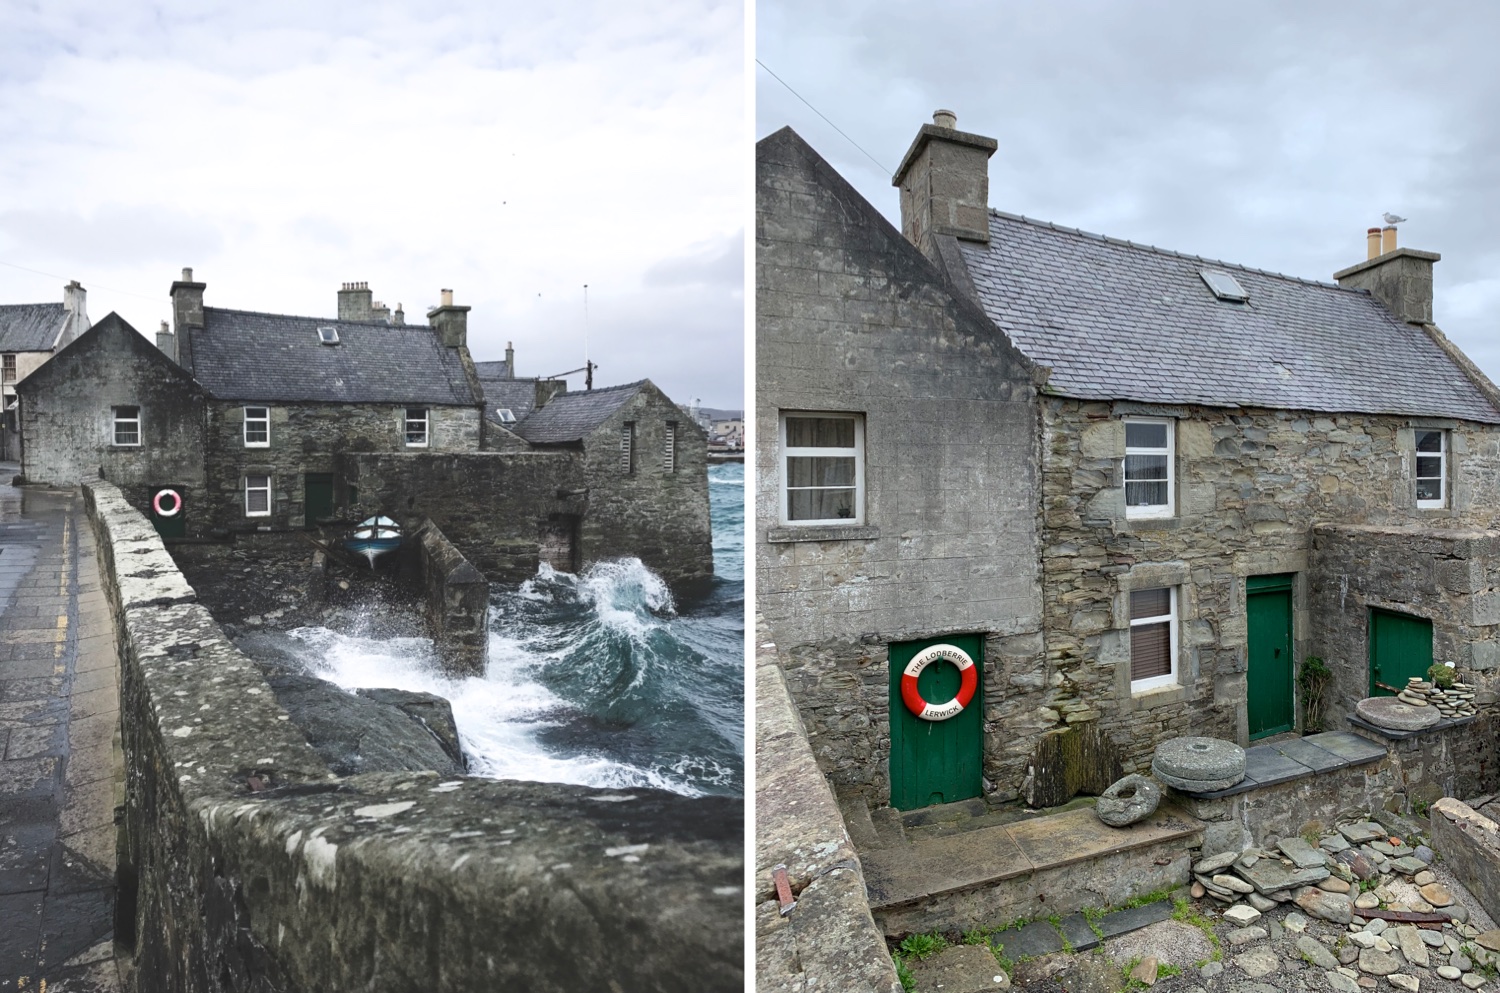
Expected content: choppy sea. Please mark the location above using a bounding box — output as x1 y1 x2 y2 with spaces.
274 462 744 797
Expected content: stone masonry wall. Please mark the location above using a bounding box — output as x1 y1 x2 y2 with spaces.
1034 399 1500 789
86 480 742 993
755 129 1045 806
201 401 481 533
400 518 489 676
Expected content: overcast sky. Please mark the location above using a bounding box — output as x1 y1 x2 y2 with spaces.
758 1 1500 383
0 0 743 408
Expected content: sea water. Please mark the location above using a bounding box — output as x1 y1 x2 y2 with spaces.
280 462 744 797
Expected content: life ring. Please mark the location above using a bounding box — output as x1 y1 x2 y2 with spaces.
153 488 182 518
901 644 978 721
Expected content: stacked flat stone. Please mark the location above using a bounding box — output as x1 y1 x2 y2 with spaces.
1398 676 1477 718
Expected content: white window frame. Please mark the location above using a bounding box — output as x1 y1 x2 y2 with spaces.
112 405 141 447
404 408 429 448
621 421 636 474
1415 428 1447 510
779 411 865 526
1123 417 1175 520
244 474 271 517
243 406 270 448
1129 586 1179 693
663 421 677 474
1 354 14 384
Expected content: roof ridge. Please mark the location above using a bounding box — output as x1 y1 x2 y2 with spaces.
987 209 1359 294
205 305 426 328
551 378 648 397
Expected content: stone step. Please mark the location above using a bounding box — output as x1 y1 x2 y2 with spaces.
862 802 1203 937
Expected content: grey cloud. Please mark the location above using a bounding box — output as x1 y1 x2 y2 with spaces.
0 205 224 267
642 231 743 292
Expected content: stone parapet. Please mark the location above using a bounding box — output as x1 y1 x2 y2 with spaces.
401 517 488 675
1429 797 1500 924
85 480 742 992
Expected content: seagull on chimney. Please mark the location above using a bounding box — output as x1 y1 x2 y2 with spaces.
1383 212 1407 225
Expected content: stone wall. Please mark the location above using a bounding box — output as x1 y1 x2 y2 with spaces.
400 518 488 675
576 383 714 592
756 629 902 993
755 128 1045 805
1034 399 1500 788
201 401 482 533
86 480 742 992
1429 798 1500 924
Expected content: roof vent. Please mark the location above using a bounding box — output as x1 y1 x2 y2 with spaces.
1200 269 1248 303
318 326 340 345
497 408 516 424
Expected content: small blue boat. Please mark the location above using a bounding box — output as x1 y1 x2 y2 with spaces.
345 515 401 567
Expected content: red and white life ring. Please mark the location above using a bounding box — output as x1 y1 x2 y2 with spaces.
901 644 978 722
153 488 182 518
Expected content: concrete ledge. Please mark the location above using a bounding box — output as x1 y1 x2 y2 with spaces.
85 481 742 992
755 627 901 993
1429 797 1500 924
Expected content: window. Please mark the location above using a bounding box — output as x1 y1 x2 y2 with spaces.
1416 429 1447 509
1 354 14 383
663 421 677 474
404 408 428 447
1123 418 1174 519
318 326 339 345
245 475 271 517
243 406 269 447
497 408 516 424
780 412 864 525
1130 587 1178 691
112 406 141 446
620 421 636 474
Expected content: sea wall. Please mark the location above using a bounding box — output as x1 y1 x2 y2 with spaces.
401 518 489 676
86 480 742 993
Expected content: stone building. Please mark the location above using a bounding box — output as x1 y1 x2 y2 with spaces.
0 280 89 460
757 115 1500 815
19 269 713 590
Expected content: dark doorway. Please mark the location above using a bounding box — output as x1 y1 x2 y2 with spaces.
305 473 334 528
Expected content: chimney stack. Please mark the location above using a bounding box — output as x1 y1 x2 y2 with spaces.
427 288 470 348
170 266 206 371
393 302 405 326
534 378 566 410
1334 225 1439 325
57 279 89 347
338 281 374 322
892 109 998 262
505 340 514 379
156 320 176 361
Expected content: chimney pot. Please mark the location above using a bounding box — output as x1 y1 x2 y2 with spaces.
1367 227 1382 260
182 267 193 281
933 109 957 129
1381 225 1397 255
441 288 454 308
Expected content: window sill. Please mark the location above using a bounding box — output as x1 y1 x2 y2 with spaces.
766 524 880 544
1120 515 1181 532
1129 682 1189 710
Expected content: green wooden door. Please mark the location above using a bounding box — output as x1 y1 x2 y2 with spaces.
149 487 185 539
305 473 334 528
1369 609 1433 696
889 633 983 810
1247 574 1294 739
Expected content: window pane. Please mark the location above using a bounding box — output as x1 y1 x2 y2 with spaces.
787 456 855 488
1415 456 1441 478
245 424 268 443
1130 587 1172 620
1417 479 1443 501
1124 453 1168 481
1131 622 1172 680
1416 430 1443 453
1125 480 1167 507
115 426 139 445
786 416 854 448
1126 422 1168 449
788 487 856 521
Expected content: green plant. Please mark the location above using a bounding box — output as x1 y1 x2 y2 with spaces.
1157 963 1182 979
1120 887 1174 910
1359 877 1379 894
1299 655 1333 732
1427 662 1456 689
898 933 948 961
893 954 915 993
1172 898 1223 961
1081 905 1107 942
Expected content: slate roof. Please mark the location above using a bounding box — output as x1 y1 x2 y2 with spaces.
957 212 1500 423
0 303 66 352
186 308 479 405
473 361 540 422
512 380 645 444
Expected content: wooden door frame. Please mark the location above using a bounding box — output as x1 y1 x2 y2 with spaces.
1246 573 1295 739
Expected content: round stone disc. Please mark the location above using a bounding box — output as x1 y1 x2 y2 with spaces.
1150 761 1245 794
1355 696 1441 731
1153 736 1246 781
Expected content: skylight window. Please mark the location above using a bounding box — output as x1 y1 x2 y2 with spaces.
318 326 340 344
497 408 516 424
1200 269 1248 303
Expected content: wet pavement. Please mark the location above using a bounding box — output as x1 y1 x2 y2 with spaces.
0 465 121 991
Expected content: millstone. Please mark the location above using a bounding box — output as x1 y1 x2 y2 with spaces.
1151 761 1245 794
1095 773 1161 827
1355 696 1440 731
1153 736 1246 782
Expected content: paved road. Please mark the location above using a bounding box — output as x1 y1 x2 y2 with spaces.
0 467 121 992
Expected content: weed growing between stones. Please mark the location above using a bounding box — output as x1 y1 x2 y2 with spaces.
891 932 948 993
1298 655 1332 731
1171 898 1223 962
1081 905 1107 942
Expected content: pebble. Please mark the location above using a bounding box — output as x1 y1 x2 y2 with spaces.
1320 877 1352 894
1227 926 1269 947
1199 961 1223 980
1190 881 1206 899
1420 930 1446 948
1416 845 1436 863
1283 912 1308 933
1214 873 1255 894
1357 948 1402 976
1233 948 1280 979
1477 930 1500 952
1223 904 1263 926
1454 953 1474 971
1247 891 1277 912
1326 971 1362 993
1440 966 1463 980
1414 870 1437 886
1349 931 1379 949
1387 975 1418 993
1296 935 1340 970
1463 974 1487 990
1364 919 1389 936
1422 882 1455 907
1355 892 1380 909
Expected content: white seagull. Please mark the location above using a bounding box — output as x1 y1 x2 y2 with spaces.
1383 212 1407 225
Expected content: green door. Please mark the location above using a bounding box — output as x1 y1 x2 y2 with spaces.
889 633 983 811
149 487 186 539
1247 574 1294 739
1370 609 1433 696
305 473 334 528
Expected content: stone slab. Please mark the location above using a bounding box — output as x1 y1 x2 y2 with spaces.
1095 899 1175 939
1235 858 1330 895
1054 912 1102 952
1348 713 1473 741
863 823 1032 908
1278 837 1330 870
1303 732 1386 765
992 920 1061 960
1241 745 1314 788
1003 803 1202 874
908 944 1012 993
1268 736 1347 773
